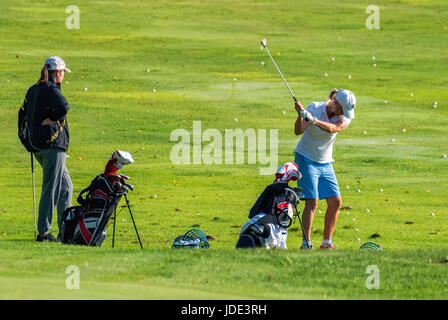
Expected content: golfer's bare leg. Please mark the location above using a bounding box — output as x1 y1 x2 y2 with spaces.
302 198 318 242
323 196 342 240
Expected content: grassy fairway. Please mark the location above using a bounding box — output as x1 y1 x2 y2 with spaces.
0 0 447 299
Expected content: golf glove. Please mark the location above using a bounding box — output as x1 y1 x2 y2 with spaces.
300 109 317 124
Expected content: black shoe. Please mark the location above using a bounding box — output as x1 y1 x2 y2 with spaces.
36 233 60 242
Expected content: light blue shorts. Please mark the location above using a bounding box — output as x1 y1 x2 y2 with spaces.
294 152 341 200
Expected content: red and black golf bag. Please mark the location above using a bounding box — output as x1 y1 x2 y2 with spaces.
59 150 134 246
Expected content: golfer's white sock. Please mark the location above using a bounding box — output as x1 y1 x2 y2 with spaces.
322 239 332 246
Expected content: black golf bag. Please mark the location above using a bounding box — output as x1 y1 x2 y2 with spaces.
59 174 130 246
235 182 299 249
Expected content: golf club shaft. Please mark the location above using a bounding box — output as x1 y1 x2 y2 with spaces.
31 153 37 238
262 43 297 102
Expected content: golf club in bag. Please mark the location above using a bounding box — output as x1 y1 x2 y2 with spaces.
59 150 143 249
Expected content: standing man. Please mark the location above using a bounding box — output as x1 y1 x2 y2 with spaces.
21 56 73 242
293 89 356 249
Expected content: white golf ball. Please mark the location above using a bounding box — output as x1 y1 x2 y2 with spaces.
260 61 265 65
384 100 388 104
373 64 376 67
234 118 238 122
433 101 438 105
391 138 395 142
372 56 376 60
356 238 361 241
282 110 286 114
233 78 237 81
153 194 157 198
352 218 356 221
354 228 359 232
152 89 156 92
83 88 88 91
260 46 263 50
402 128 406 132
345 185 350 189
356 189 361 193
346 212 350 215
146 69 150 72
347 75 352 79
324 73 328 77
430 212 435 216
442 154 447 158
433 104 437 109
363 130 367 134
331 57 335 61
365 209 370 213
410 93 414 97
379 189 383 192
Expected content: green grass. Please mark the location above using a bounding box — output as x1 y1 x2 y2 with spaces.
0 0 447 299
1 242 447 299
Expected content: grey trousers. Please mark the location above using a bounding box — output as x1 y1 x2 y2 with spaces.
34 148 73 235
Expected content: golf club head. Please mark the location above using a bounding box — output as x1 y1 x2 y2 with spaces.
261 38 267 47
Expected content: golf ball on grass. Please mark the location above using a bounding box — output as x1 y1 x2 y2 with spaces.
324 73 328 77
234 118 238 122
373 64 376 67
347 75 352 79
384 100 388 104
83 88 88 91
146 69 150 72
430 212 435 216
152 89 156 92
356 238 361 241
443 154 447 158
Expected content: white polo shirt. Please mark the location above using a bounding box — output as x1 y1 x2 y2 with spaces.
294 101 351 164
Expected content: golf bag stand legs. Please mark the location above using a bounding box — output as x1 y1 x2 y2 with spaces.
112 207 117 248
111 194 143 249
294 205 311 249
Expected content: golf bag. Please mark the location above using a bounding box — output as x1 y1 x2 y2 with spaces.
59 150 135 247
60 173 129 246
235 182 299 249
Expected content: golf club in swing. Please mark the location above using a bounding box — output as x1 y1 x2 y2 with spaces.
260 38 297 102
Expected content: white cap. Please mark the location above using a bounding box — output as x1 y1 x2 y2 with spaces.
44 56 71 73
335 89 356 119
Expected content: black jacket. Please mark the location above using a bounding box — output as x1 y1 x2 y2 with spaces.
24 80 70 151
249 182 298 219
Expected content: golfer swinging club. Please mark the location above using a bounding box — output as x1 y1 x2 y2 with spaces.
293 89 356 249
